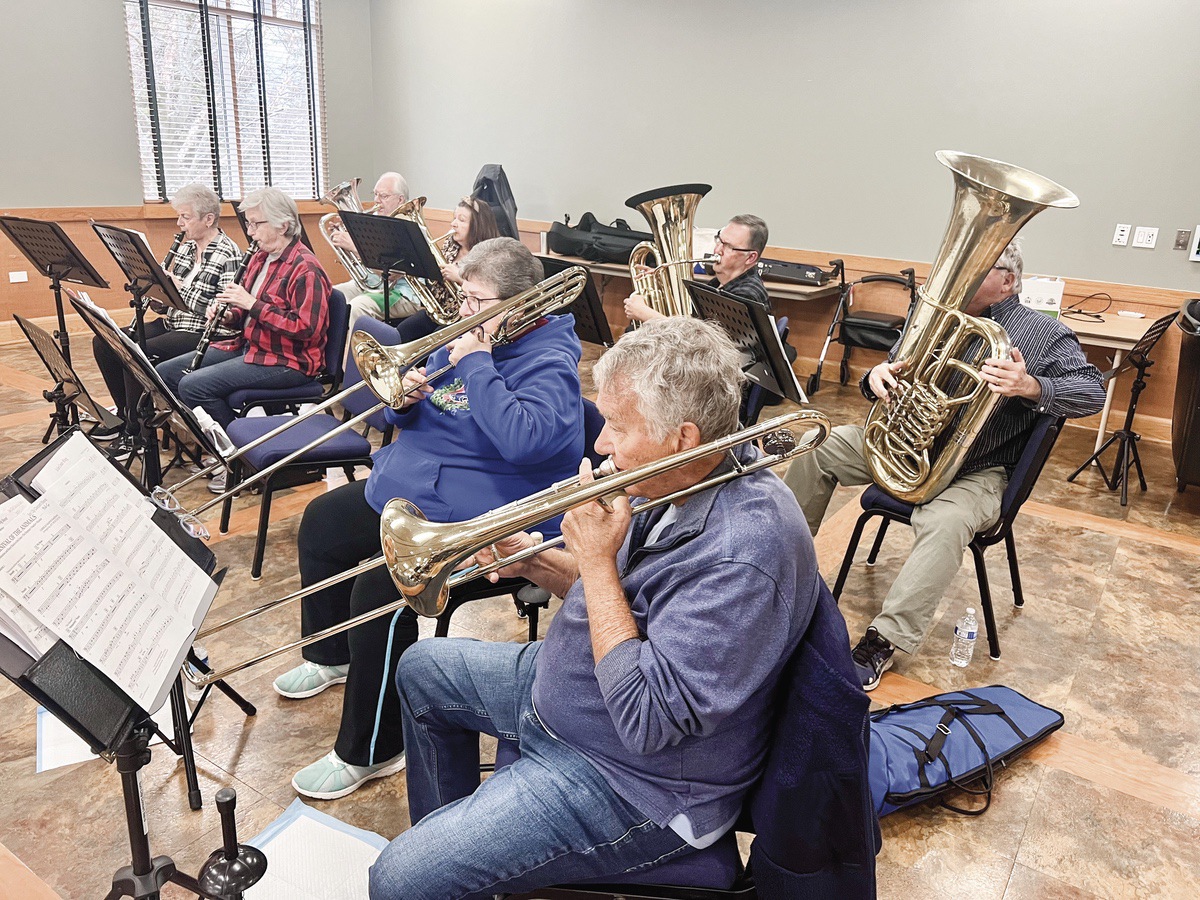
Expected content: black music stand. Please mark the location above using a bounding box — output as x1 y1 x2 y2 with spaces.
0 215 109 368
14 314 122 443
341 210 443 325
231 202 315 251
69 292 226 489
1067 311 1178 505
688 281 807 409
91 222 189 355
537 255 615 347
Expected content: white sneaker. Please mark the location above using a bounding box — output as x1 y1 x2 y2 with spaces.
291 750 405 800
208 469 227 494
273 661 350 699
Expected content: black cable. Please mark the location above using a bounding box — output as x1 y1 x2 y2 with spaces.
1062 291 1113 322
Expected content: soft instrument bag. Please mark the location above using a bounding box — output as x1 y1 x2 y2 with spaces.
546 212 653 264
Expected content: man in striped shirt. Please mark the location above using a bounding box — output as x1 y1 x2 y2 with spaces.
784 239 1105 689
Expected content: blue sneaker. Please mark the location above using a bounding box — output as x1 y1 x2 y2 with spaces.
851 627 894 691
292 751 406 800
272 661 349 699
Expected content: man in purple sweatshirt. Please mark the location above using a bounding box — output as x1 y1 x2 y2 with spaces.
368 317 820 900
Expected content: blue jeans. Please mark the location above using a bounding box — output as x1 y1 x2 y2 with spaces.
368 638 693 900
155 347 313 428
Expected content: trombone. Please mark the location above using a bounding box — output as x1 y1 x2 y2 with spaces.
184 408 831 687
152 266 589 520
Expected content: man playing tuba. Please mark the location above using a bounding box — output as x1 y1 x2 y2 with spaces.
783 239 1105 691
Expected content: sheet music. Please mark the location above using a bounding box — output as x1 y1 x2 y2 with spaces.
0 584 57 658
0 493 214 713
32 432 147 511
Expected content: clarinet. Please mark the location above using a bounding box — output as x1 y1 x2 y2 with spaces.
185 241 257 374
161 230 185 274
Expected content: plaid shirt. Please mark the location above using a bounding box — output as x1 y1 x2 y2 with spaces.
164 230 242 340
213 238 331 376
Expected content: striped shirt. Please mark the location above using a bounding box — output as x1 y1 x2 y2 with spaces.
863 294 1106 476
213 238 331 376
164 230 242 339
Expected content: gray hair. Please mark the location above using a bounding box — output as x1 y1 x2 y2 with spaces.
995 237 1024 287
378 171 408 201
458 237 543 298
239 187 301 238
729 214 768 256
594 317 745 443
171 183 221 222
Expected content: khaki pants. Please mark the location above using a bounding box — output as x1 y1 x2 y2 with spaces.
336 279 422 337
782 424 1006 654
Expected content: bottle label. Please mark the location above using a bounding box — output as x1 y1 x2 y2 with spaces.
955 625 977 641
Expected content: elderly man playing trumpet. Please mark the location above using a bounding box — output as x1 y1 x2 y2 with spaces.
275 237 586 800
366 318 867 899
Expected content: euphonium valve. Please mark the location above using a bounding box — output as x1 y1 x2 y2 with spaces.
861 151 1078 504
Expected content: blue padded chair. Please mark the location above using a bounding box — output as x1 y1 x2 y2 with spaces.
219 314 400 580
831 414 1065 661
227 288 349 417
432 398 608 642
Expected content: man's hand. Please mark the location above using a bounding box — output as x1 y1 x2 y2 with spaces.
217 283 256 312
561 458 631 576
330 229 355 253
867 360 906 403
474 531 544 583
623 292 662 324
398 366 433 409
981 347 1041 400
448 329 492 365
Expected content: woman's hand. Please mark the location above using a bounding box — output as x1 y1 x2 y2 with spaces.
216 282 256 312
399 366 433 409
441 263 463 285
448 329 492 365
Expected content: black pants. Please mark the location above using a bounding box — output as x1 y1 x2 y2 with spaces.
298 479 418 766
93 320 200 433
395 310 441 342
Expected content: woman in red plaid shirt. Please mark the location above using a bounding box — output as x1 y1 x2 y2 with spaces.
157 187 332 440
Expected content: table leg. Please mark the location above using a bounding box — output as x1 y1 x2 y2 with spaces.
1095 349 1123 454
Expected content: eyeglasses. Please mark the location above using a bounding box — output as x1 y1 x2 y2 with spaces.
714 230 754 254
373 191 399 201
149 486 211 540
244 218 270 231
462 294 502 311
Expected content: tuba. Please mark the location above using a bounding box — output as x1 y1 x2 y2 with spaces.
626 184 712 318
862 151 1078 504
319 177 383 293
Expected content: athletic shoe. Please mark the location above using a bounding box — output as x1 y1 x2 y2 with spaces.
272 661 350 699
291 750 406 800
107 436 141 462
89 423 124 442
208 469 227 494
851 627 895 692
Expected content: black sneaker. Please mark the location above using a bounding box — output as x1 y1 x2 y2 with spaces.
851 627 894 691
89 423 124 443
107 436 142 463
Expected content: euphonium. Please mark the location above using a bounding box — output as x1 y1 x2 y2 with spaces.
390 196 463 325
862 151 1078 504
625 183 712 318
320 177 382 293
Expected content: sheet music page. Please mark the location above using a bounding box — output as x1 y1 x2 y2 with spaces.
0 494 215 713
0 584 57 658
32 432 148 512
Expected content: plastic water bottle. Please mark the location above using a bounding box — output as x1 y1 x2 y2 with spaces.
184 645 209 703
949 608 977 668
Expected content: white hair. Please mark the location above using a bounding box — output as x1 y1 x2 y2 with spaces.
995 237 1024 287
171 183 220 222
594 317 745 442
378 171 409 201
239 187 301 237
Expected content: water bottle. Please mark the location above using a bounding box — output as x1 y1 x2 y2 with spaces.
185 645 210 703
949 608 977 667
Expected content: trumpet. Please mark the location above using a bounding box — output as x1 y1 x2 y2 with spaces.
152 266 590 520
185 408 831 687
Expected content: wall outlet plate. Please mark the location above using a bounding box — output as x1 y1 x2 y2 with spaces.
1112 223 1131 246
1174 229 1193 251
1132 226 1159 249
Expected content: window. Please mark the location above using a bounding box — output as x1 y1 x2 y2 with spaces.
124 0 327 202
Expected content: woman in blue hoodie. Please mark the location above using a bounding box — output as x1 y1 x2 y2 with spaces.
275 237 585 800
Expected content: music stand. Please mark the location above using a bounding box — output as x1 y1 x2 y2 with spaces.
231 202 315 251
1067 310 1177 505
341 210 444 325
537 255 615 347
91 222 189 355
0 215 109 368
687 280 808 407
14 315 122 443
68 292 227 489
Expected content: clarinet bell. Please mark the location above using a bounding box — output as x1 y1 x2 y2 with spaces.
197 788 268 900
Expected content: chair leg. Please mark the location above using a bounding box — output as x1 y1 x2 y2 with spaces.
525 604 540 643
251 485 274 581
1005 530 1024 608
969 542 1001 660
344 464 357 483
832 512 874 600
219 461 238 535
866 519 891 566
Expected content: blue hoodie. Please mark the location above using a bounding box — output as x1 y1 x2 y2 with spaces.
364 314 583 537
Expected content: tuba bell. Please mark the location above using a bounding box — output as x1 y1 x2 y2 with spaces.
862 151 1078 504
320 177 383 293
625 184 712 318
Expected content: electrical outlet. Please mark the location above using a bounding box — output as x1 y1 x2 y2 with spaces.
8 270 28 284
1175 229 1192 251
1132 226 1158 249
1112 223 1131 246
